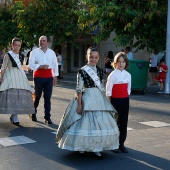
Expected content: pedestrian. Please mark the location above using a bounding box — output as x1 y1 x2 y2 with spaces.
60 58 64 78
0 37 35 125
0 50 4 69
19 51 25 65
154 58 168 93
56 47 119 159
26 50 32 73
55 49 63 79
149 49 159 85
106 52 131 153
125 46 133 60
104 51 114 77
26 50 31 65
157 51 165 65
29 35 59 124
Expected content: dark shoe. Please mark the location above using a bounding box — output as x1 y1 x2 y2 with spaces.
32 114 37 122
79 151 84 154
157 90 163 93
150 83 155 86
10 117 19 126
119 146 128 153
45 118 53 124
112 149 120 153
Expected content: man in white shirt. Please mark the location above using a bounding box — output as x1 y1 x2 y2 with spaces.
29 36 59 124
125 46 133 60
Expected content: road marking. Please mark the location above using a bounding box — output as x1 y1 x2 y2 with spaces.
139 121 170 128
127 127 135 131
0 135 36 147
52 132 57 135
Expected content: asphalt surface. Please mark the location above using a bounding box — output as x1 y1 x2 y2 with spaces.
0 73 170 170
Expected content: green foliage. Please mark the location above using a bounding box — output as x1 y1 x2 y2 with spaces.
0 0 167 52
0 3 18 49
76 0 167 51
13 0 79 48
11 1 37 49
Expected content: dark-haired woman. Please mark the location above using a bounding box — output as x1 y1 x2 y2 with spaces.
104 51 114 77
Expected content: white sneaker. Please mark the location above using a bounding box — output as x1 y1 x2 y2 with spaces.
94 152 102 156
10 114 19 125
11 114 19 123
94 152 103 159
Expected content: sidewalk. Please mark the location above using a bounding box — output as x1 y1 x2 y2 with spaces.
26 72 169 95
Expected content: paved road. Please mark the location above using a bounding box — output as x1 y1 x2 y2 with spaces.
0 83 170 170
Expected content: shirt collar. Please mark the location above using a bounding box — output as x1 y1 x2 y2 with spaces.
115 68 125 73
87 64 97 70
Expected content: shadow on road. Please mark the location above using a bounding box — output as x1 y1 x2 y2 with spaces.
7 126 170 170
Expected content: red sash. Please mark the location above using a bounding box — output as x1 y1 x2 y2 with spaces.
112 84 128 98
34 69 53 78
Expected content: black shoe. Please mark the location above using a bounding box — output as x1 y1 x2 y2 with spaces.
32 114 37 122
10 117 19 126
112 149 120 153
119 146 128 153
45 118 53 124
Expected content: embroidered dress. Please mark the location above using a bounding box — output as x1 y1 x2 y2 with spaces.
0 51 35 114
56 65 119 152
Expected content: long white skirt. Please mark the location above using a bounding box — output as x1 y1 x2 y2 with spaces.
58 111 119 152
57 88 119 152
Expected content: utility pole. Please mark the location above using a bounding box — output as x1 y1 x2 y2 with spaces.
164 0 170 94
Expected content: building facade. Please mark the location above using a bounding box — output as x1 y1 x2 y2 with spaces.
63 32 150 73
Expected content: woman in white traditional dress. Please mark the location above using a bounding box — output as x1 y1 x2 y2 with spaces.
0 38 35 125
56 47 119 159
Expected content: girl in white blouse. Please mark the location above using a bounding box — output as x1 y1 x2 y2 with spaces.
56 47 119 159
0 38 35 125
106 52 131 153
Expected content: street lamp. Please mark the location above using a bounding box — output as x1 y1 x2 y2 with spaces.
164 0 170 94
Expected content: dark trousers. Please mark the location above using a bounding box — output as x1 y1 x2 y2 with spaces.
34 77 53 119
111 97 129 146
58 65 61 79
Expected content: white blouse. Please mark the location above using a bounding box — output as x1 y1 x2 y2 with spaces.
106 69 131 96
29 48 59 76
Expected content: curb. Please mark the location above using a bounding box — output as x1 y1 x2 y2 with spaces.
58 80 76 85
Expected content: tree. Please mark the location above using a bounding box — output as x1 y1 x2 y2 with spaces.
13 0 79 49
11 1 36 50
0 1 18 49
76 0 167 51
